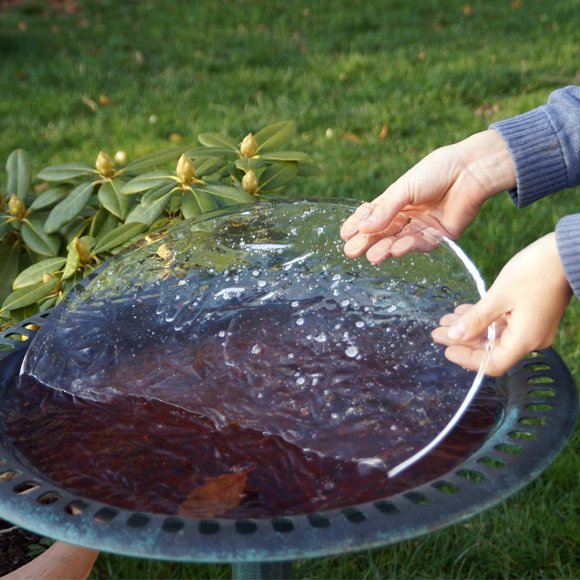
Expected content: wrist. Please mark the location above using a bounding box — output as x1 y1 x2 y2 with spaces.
453 129 517 202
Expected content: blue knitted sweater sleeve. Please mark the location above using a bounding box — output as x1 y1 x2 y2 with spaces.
489 86 580 297
490 86 580 207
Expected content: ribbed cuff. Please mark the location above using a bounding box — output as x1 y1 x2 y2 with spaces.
556 214 580 298
490 109 568 208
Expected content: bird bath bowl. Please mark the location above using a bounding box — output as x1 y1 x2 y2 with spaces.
0 198 576 579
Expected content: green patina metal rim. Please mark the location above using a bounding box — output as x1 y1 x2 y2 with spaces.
0 314 577 564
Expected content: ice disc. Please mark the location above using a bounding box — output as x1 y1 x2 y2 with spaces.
20 198 491 477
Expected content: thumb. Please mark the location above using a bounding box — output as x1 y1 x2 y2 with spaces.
447 296 502 343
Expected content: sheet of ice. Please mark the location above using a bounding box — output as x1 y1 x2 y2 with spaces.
21 199 485 472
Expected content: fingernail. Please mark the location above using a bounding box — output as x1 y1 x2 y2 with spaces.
359 208 372 220
448 322 465 342
394 236 413 252
344 234 368 253
360 215 375 227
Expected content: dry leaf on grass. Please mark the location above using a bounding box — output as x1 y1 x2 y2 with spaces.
341 132 361 143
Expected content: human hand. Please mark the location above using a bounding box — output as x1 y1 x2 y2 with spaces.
432 233 572 376
341 129 516 264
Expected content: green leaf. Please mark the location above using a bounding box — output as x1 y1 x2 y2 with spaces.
63 270 83 294
258 161 299 191
228 161 244 183
119 171 174 194
29 183 71 210
125 192 173 226
95 213 120 242
79 235 96 250
254 121 296 152
182 190 219 219
93 222 148 254
60 217 89 246
234 157 264 172
62 246 80 280
0 243 20 305
169 193 182 214
89 207 109 238
36 163 98 182
39 296 58 312
13 257 67 289
141 181 176 207
260 151 311 161
21 218 61 256
197 132 239 151
196 183 255 205
194 156 225 177
10 303 40 324
122 146 192 172
297 160 324 176
2 279 58 312
186 146 233 157
6 149 33 197
44 181 94 234
98 178 134 219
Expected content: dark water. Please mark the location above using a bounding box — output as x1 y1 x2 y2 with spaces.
0 320 504 519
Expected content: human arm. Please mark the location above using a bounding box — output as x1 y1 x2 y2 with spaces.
432 233 573 377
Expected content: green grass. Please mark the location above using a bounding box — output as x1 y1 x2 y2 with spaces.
2 0 580 578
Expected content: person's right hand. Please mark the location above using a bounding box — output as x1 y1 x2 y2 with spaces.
340 129 517 264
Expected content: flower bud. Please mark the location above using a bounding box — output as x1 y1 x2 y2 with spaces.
95 151 115 177
43 272 56 283
8 194 25 217
242 170 259 195
74 237 91 264
176 154 196 184
240 133 258 158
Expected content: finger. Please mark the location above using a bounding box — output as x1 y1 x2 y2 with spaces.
344 231 391 258
446 295 505 343
391 232 440 257
444 344 490 373
454 303 475 316
432 326 489 350
356 185 412 235
340 202 377 239
366 237 394 265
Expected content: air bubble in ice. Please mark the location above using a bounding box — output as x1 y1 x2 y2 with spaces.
340 300 350 307
296 318 304 326
345 346 359 358
251 344 262 355
314 333 327 343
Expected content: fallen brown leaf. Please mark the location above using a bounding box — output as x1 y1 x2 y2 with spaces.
99 94 109 106
170 133 184 142
379 125 389 140
178 472 248 518
82 96 98 112
342 132 361 143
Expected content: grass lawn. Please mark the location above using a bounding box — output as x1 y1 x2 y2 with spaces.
2 0 580 577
